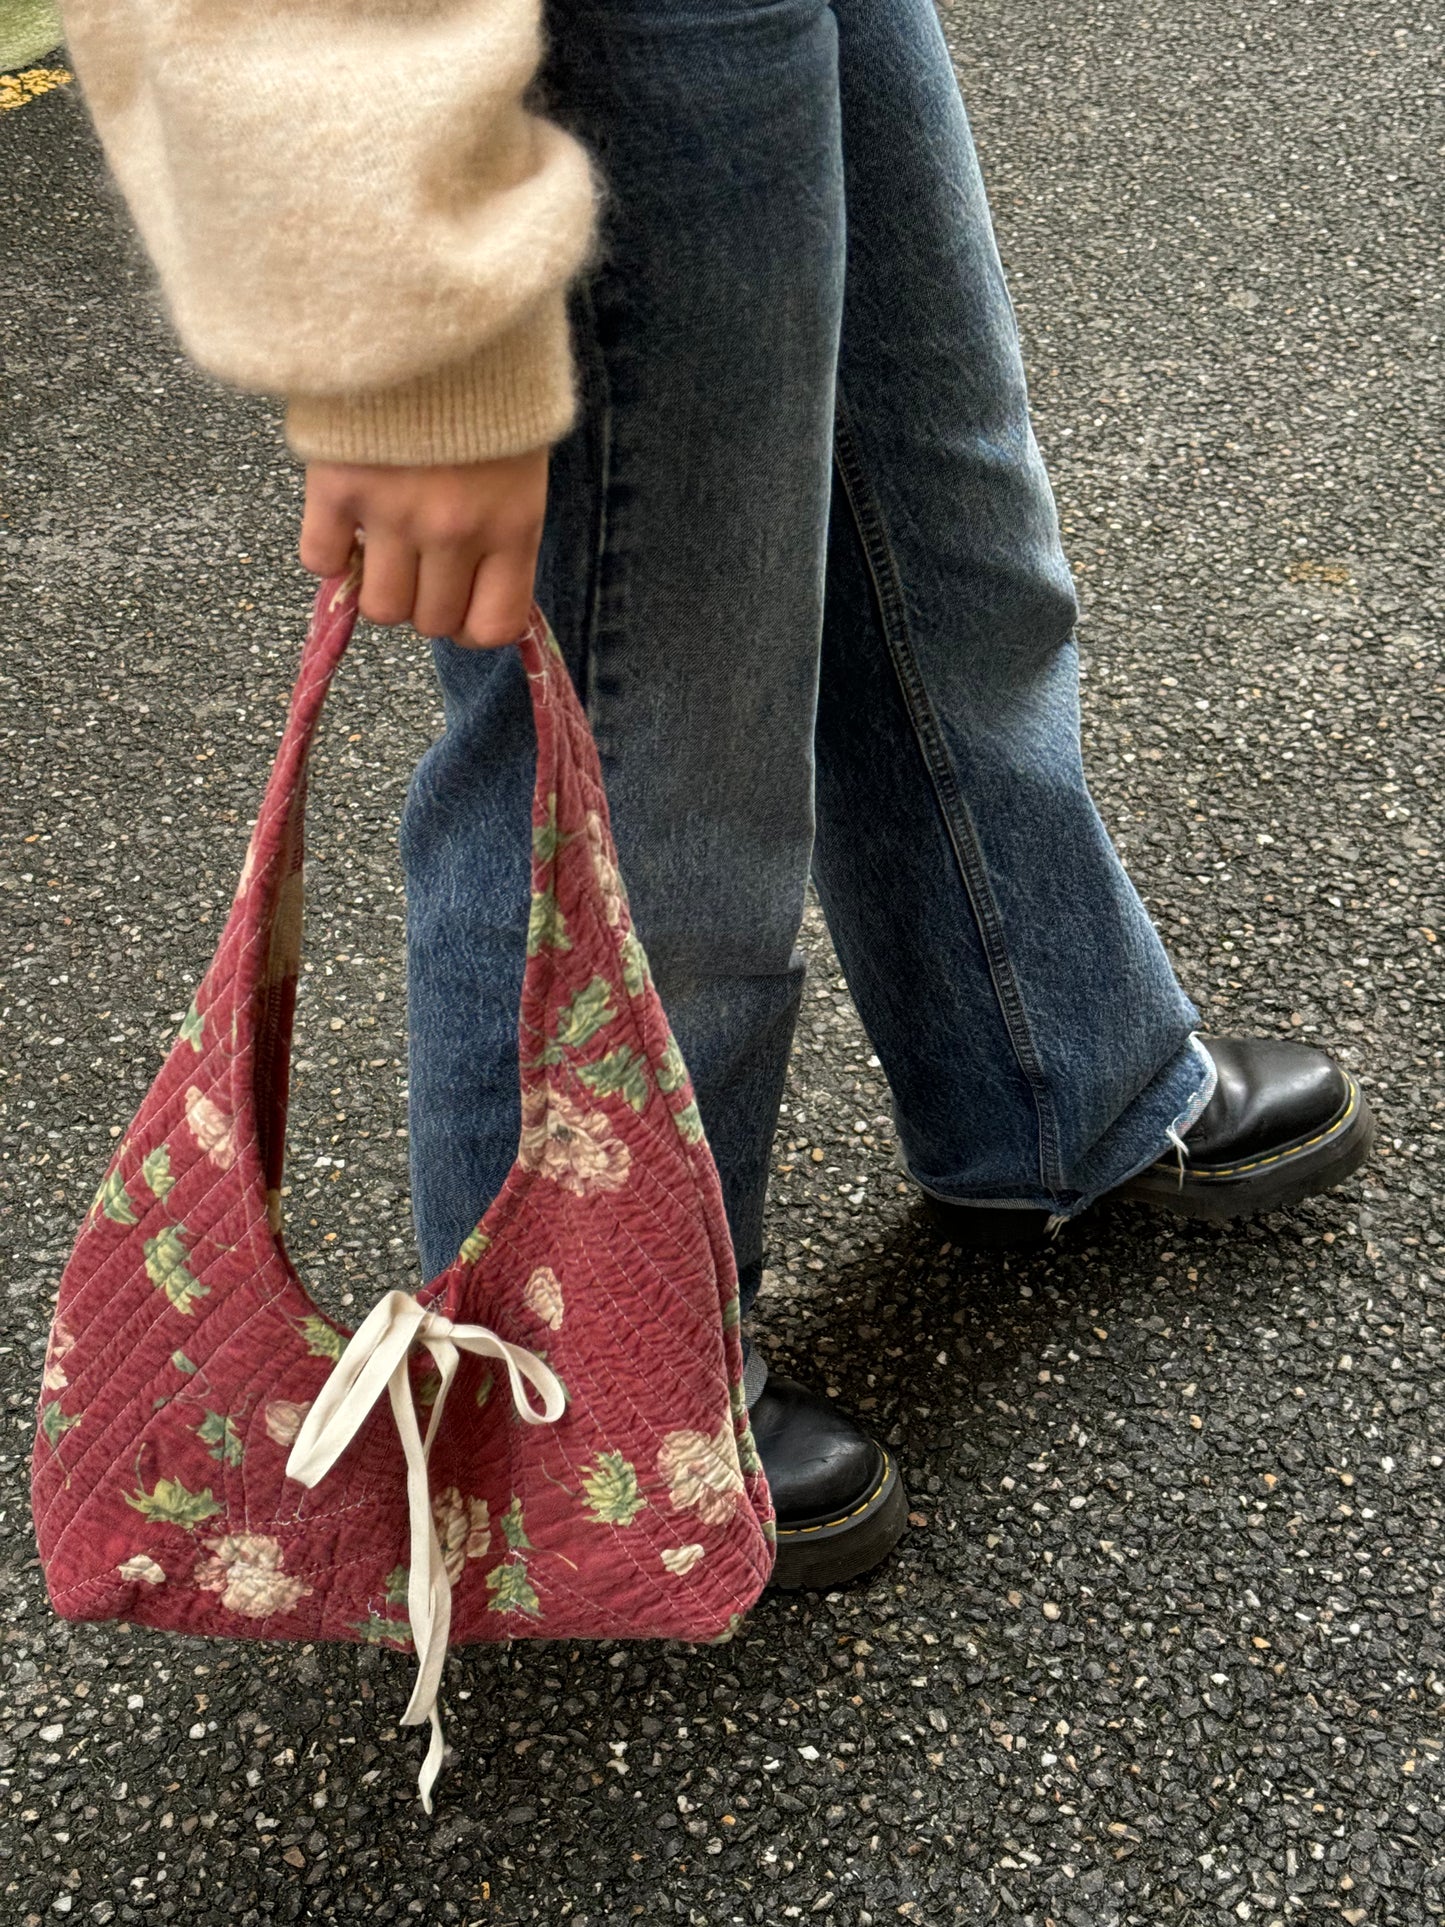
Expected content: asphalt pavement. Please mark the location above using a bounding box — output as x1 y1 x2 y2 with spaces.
2 3 1442 1921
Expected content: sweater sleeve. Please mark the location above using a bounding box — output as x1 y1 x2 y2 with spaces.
58 0 602 464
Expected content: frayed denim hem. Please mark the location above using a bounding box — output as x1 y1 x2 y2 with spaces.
901 1032 1219 1225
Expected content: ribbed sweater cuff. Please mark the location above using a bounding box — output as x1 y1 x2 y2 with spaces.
282 294 577 466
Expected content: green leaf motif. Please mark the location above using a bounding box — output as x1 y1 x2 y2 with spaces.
458 1227 491 1266
727 1382 764 1474
415 1364 442 1409
171 1350 198 1375
655 1035 690 1096
531 794 573 867
580 1451 647 1527
721 1294 741 1332
40 1402 81 1449
499 1496 532 1551
620 929 652 999
671 1098 706 1145
95 1166 138 1226
578 1046 651 1112
486 1557 541 1618
179 996 205 1052
526 887 572 957
141 1144 175 1203
297 1315 346 1361
554 976 617 1052
144 1225 209 1316
710 1612 746 1646
384 1564 410 1608
195 1409 244 1467
474 1370 494 1410
125 1474 222 1529
349 1614 414 1649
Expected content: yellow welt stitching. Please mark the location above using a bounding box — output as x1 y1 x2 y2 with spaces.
1186 1082 1359 1181
773 1453 892 1539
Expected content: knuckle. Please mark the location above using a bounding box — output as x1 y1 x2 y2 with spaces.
467 618 525 649
359 595 407 627
498 510 544 550
424 509 481 549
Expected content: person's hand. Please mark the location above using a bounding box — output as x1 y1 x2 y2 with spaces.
299 451 549 648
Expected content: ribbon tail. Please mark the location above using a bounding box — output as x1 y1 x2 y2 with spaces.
385 1356 456 1803
400 1557 453 1730
416 1703 445 1815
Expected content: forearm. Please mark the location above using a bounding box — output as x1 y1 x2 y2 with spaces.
60 0 601 463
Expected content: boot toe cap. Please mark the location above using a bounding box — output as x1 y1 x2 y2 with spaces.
1187 1035 1350 1166
749 1376 884 1526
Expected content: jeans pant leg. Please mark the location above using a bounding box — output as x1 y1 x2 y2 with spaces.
401 0 847 1301
809 0 1214 1215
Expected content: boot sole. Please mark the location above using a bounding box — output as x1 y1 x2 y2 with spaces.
767 1450 909 1591
1115 1075 1376 1221
917 1193 1052 1249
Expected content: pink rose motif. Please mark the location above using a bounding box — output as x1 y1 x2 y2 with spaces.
42 1321 76 1393
522 1265 565 1331
660 1544 705 1577
194 1532 312 1618
431 1487 491 1584
263 1398 312 1447
657 1419 746 1527
519 1086 630 1197
117 1552 166 1587
185 1086 237 1171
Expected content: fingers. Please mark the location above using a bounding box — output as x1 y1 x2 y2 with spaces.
357 535 418 628
458 549 538 650
298 455 547 643
413 546 485 641
299 472 357 578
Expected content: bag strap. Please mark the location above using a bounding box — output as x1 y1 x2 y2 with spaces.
225 562 577 1246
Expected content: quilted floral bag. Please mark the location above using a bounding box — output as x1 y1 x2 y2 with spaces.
31 564 774 1808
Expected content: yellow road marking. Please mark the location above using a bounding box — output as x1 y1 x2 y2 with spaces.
0 66 72 113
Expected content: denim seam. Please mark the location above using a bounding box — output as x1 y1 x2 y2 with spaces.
830 395 1065 1196
576 275 613 721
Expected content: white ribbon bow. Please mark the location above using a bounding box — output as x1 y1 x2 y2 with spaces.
286 1289 566 1810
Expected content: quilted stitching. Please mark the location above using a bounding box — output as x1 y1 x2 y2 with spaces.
32 573 773 1674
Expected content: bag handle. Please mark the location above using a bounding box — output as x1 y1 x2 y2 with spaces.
220 560 586 1250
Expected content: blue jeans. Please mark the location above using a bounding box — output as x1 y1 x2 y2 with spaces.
400 0 1215 1312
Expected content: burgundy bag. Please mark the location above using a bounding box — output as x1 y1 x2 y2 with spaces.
32 568 774 1807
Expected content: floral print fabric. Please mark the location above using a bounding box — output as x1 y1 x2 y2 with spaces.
31 572 773 1714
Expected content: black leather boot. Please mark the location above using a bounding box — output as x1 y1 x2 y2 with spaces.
921 1036 1374 1244
745 1349 908 1590
1114 1035 1374 1218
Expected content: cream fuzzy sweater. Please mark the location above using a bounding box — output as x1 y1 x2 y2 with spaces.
59 1 602 465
